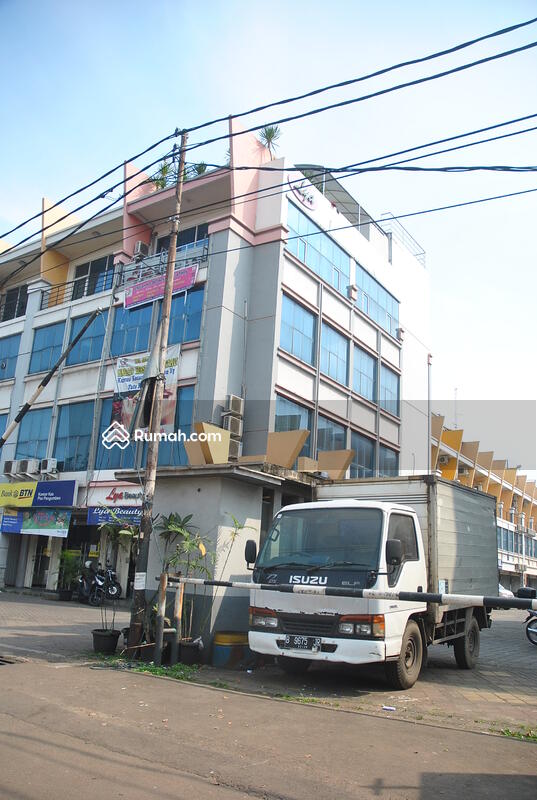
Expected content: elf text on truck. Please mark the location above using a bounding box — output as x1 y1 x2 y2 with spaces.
245 476 499 689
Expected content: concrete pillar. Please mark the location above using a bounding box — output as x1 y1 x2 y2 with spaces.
23 536 37 588
115 542 130 598
15 536 29 587
46 537 62 591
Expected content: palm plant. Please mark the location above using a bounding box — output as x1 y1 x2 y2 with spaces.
193 162 207 175
258 125 281 157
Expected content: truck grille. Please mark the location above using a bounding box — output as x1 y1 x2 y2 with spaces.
279 614 337 636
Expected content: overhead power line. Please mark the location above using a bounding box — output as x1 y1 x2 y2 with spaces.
187 16 537 134
183 39 537 154
3 16 536 243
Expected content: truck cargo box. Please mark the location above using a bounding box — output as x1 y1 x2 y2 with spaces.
315 475 498 610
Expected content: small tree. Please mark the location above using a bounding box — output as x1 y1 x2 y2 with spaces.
57 549 79 590
97 507 139 564
258 125 281 157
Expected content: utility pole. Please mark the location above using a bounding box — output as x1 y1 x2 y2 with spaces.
129 130 188 645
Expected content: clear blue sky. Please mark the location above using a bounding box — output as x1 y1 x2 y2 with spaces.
1 0 536 463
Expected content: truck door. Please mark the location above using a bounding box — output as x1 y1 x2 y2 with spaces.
384 513 427 657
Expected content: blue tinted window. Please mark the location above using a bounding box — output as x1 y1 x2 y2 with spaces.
350 431 375 478
321 324 348 385
280 294 316 365
157 386 195 466
111 304 152 356
355 262 399 337
95 397 135 470
286 201 350 294
0 333 21 380
380 365 400 416
0 413 7 439
54 401 94 471
29 322 65 374
66 311 108 365
353 346 376 402
379 444 399 477
15 407 52 460
161 286 204 345
317 415 346 453
274 395 311 458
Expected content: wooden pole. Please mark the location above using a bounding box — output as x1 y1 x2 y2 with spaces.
170 579 185 665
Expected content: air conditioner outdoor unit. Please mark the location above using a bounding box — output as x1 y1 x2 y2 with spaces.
458 466 470 477
3 460 20 476
438 455 450 466
40 458 58 475
228 439 242 461
222 415 243 438
224 394 244 417
18 458 40 475
133 241 149 261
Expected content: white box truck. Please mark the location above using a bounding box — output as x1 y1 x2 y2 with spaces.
246 475 499 689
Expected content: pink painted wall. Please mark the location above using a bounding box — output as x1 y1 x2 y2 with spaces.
121 161 153 258
229 117 271 232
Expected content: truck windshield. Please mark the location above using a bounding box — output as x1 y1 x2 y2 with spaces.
256 507 383 571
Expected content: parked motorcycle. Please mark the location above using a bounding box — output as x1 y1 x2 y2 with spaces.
525 610 537 646
77 561 122 605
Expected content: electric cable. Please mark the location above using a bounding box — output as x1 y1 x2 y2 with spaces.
3 16 537 242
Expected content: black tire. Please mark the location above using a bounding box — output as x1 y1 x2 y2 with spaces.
525 618 537 646
106 582 122 600
454 617 480 669
278 656 311 675
89 587 103 607
385 620 423 690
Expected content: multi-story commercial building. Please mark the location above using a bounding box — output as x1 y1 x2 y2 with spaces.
431 415 537 591
0 121 431 594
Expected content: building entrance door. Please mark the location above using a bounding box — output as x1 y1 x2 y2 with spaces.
32 537 50 587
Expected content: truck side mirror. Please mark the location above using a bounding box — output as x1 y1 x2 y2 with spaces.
245 539 257 567
386 539 403 567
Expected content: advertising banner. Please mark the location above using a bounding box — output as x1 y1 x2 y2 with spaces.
124 264 198 309
0 480 77 508
112 344 180 432
87 506 142 526
0 508 71 538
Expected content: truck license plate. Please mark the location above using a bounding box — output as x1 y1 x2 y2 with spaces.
283 635 321 651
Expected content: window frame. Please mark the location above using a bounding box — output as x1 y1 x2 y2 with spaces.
0 332 21 380
280 294 316 366
29 321 66 374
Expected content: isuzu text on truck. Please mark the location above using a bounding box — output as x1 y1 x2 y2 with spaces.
245 476 500 689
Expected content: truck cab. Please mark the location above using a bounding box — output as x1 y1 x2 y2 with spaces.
246 499 429 689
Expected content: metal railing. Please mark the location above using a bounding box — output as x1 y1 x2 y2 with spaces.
40 245 209 310
379 214 426 267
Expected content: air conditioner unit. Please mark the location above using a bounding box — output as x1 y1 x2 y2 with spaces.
458 466 470 477
18 458 40 475
438 455 450 466
222 415 243 438
3 460 20 476
224 394 244 417
40 458 58 475
228 439 242 461
133 241 149 261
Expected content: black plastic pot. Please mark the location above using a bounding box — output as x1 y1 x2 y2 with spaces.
58 588 73 602
92 629 121 654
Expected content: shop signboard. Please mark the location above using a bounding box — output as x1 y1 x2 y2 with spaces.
112 344 180 432
85 483 143 508
124 264 198 309
0 480 77 508
0 508 71 538
87 506 142 526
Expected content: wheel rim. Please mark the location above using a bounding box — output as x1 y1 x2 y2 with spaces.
404 637 416 670
468 627 477 654
527 622 537 645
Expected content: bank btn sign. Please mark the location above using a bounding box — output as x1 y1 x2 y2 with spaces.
0 480 77 508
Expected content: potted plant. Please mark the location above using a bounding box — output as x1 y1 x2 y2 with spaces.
91 594 121 654
56 549 79 601
157 513 212 664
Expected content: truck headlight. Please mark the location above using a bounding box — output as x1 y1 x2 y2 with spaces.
338 622 355 635
355 622 372 636
338 614 385 638
250 607 278 629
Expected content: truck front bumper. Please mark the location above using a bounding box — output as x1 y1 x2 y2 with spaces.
249 631 386 665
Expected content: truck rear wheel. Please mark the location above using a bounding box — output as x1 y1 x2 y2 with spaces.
454 617 480 669
385 620 423 690
278 656 311 675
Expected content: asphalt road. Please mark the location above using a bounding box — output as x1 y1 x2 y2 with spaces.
0 658 535 800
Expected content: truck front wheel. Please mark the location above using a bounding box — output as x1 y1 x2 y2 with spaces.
385 620 423 690
454 617 480 669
